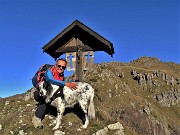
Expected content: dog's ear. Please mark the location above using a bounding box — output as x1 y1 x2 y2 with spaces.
43 81 47 89
47 84 52 91
45 83 53 95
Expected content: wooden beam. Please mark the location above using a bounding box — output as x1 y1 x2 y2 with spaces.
75 39 83 82
55 45 93 53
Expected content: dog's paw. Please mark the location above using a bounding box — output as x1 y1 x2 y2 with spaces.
81 124 88 129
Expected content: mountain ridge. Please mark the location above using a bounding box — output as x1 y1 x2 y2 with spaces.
0 56 179 135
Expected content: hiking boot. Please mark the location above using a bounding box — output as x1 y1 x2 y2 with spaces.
32 115 43 129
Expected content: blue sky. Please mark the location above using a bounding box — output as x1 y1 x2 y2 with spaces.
0 0 179 98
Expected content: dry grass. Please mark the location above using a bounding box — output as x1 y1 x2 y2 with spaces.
0 57 180 135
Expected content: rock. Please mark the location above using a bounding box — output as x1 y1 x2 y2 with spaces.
19 119 23 123
107 122 124 130
95 127 108 135
132 70 179 93
19 130 27 135
109 93 112 98
54 130 65 135
10 130 14 135
153 70 161 78
156 94 163 101
155 88 180 107
131 70 138 79
149 116 171 135
0 124 2 131
68 121 72 126
143 103 152 115
77 128 81 131
113 129 125 135
115 84 118 90
115 72 124 78
165 75 176 86
5 101 9 106
152 79 161 86
32 109 36 112
145 73 153 90
93 122 124 135
161 72 166 80
26 104 32 107
131 71 148 90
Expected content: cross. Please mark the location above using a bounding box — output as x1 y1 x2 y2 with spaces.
67 53 75 69
84 52 93 63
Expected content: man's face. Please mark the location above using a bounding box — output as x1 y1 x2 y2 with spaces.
55 60 66 73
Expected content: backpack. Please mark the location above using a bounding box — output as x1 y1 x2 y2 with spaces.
32 64 53 88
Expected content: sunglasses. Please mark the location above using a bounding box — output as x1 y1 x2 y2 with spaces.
57 64 66 70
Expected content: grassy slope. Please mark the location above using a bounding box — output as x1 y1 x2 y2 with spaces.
0 57 179 135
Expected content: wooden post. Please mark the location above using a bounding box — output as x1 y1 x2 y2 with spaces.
76 39 83 82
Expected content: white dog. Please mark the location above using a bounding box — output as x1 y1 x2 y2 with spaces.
39 81 95 130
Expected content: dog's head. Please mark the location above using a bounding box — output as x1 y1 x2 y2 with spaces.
39 81 47 96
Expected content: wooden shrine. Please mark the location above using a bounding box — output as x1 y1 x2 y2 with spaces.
42 20 114 81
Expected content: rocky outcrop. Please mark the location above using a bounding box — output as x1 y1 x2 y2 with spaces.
152 70 177 86
131 70 180 107
155 88 180 107
131 70 152 91
131 70 178 89
22 88 35 101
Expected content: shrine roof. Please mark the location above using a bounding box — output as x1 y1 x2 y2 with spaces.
42 20 114 59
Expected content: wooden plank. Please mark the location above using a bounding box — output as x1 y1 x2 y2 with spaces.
55 45 93 53
64 37 77 47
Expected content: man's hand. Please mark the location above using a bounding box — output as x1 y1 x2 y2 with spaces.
65 82 77 90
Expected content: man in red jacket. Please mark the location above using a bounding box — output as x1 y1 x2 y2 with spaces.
32 58 77 129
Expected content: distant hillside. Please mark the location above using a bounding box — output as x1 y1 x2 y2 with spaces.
0 56 179 135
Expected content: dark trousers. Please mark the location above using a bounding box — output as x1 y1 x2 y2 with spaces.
34 91 49 120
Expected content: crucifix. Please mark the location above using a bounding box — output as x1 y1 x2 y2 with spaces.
66 53 75 70
85 52 93 63
83 51 94 70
